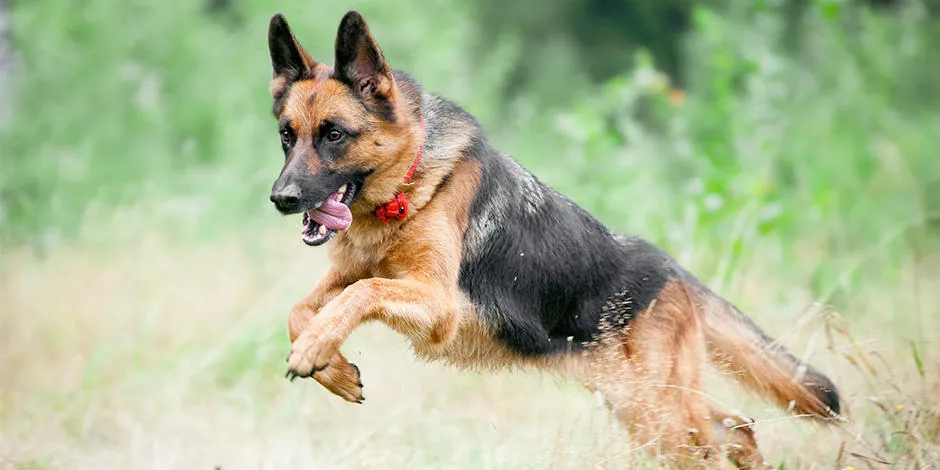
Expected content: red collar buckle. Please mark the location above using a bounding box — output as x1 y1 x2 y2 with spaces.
375 192 409 223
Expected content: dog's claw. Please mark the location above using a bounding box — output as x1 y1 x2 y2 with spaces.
351 364 364 388
283 361 327 382
286 369 300 382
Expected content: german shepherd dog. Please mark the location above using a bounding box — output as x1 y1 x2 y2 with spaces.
266 11 840 468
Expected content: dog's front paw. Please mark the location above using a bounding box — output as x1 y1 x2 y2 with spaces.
316 357 364 403
286 330 337 378
285 349 364 403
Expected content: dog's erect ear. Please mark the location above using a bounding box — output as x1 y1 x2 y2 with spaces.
268 14 316 96
334 11 394 100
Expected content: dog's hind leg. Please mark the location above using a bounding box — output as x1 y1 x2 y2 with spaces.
580 281 756 468
708 408 764 469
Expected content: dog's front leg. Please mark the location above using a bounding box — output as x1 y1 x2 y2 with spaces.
287 267 366 403
286 277 459 378
288 267 351 341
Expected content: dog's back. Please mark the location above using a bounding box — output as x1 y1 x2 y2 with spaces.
423 88 840 468
433 93 842 418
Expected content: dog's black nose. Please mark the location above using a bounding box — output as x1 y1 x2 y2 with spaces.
270 183 301 212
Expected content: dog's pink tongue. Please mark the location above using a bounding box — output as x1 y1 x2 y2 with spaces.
309 198 353 231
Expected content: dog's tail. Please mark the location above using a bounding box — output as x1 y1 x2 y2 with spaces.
695 284 841 422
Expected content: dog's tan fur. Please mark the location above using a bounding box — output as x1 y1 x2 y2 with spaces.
572 281 765 467
286 158 482 391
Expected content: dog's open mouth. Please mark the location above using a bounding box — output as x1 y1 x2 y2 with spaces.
301 182 358 246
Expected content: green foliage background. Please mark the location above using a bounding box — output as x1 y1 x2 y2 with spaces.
2 1 940 467
3 0 938 303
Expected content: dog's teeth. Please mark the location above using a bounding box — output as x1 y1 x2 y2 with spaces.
318 225 328 236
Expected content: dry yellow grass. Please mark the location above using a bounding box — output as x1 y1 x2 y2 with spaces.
1 214 938 469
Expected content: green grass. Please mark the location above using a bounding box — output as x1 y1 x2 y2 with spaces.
2 0 939 468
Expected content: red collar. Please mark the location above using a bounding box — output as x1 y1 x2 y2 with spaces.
374 115 425 223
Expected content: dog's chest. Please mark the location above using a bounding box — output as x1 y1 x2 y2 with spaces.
328 234 392 276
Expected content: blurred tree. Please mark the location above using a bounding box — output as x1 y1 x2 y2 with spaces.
0 0 12 126
205 0 242 25
473 0 939 105
475 0 694 100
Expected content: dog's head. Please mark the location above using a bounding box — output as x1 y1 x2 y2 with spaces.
267 11 417 246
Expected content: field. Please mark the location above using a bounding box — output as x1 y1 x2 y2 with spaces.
2 0 939 468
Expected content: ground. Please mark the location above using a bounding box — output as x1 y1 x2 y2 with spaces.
2 214 937 469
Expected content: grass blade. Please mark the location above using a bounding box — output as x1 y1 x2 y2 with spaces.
909 341 925 379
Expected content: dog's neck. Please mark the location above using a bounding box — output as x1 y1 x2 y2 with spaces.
333 77 483 255
372 115 426 223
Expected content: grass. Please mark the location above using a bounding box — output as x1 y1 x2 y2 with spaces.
1 212 938 469
2 0 940 468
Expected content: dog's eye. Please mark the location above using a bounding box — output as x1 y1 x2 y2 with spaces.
326 129 344 142
280 129 292 146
